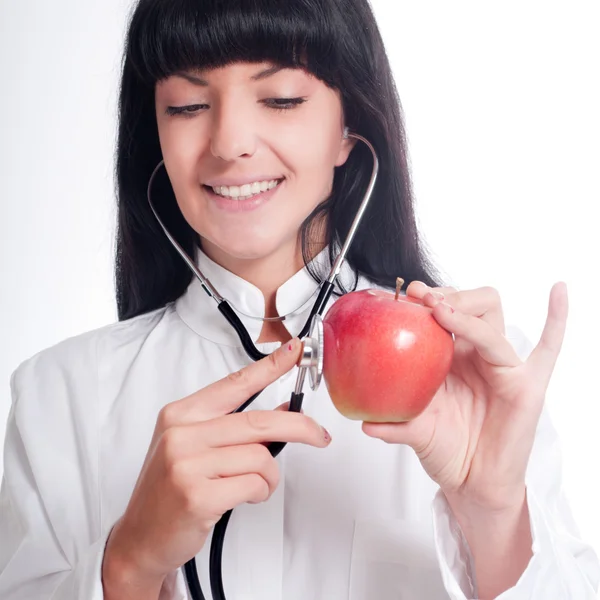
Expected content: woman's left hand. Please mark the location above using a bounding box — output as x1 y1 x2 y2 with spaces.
362 281 569 513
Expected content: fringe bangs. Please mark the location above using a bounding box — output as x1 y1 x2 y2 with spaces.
126 0 342 86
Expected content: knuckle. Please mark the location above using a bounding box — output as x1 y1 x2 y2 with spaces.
483 286 502 304
165 458 191 489
227 366 250 388
181 478 221 522
248 473 270 503
407 280 428 294
266 458 281 490
156 404 178 432
180 485 205 517
167 465 202 514
250 443 275 470
158 427 183 465
267 348 282 372
245 409 272 432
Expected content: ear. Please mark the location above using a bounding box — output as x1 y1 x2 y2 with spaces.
334 135 358 167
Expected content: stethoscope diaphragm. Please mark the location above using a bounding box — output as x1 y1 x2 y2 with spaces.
298 314 324 391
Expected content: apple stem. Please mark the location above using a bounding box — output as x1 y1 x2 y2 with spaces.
395 277 405 301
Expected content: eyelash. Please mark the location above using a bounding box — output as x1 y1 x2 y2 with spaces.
165 97 307 117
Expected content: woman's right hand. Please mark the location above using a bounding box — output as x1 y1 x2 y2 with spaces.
102 338 330 587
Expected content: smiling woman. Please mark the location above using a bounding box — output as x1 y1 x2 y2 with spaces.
115 0 444 324
1 0 599 600
153 62 353 275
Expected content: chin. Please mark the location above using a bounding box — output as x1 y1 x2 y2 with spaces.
202 232 296 263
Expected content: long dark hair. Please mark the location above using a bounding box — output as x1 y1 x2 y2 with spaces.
115 0 446 321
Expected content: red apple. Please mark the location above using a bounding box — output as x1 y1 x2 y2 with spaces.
322 280 454 422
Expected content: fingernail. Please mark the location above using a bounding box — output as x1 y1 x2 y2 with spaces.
322 427 332 444
433 291 445 301
285 339 299 352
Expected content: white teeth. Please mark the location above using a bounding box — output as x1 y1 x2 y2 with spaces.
211 179 281 198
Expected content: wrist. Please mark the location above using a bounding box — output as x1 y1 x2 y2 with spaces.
443 483 528 520
441 486 533 599
447 491 531 546
102 521 166 599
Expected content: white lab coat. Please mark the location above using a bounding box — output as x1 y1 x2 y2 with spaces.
0 247 598 600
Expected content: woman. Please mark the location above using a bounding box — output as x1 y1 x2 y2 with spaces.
0 0 598 598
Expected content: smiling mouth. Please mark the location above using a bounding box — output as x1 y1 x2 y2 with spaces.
202 178 285 201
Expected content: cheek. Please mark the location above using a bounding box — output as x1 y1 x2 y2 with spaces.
279 123 341 191
159 127 206 199
158 112 207 164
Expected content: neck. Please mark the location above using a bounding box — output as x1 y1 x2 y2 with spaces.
200 237 325 319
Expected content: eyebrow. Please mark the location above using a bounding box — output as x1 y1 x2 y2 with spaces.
174 65 285 86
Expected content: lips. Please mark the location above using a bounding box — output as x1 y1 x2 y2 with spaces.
204 178 284 201
203 177 284 213
202 174 286 187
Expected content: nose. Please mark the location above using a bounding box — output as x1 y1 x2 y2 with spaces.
209 100 257 161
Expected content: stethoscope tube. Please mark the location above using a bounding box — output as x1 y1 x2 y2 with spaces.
147 131 378 600
199 297 320 600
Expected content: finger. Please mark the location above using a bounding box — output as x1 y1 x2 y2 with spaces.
273 401 305 416
208 473 272 509
423 286 505 334
202 444 280 496
405 280 459 300
257 402 304 447
197 410 331 449
525 282 568 388
362 418 425 449
159 339 303 427
431 301 521 367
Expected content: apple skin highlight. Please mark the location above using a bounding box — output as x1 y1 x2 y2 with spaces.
322 288 455 423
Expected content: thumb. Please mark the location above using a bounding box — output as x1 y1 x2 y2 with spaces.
362 412 432 451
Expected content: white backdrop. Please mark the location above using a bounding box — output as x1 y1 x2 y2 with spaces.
1 0 599 568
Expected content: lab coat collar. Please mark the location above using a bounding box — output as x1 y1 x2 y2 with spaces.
175 244 356 347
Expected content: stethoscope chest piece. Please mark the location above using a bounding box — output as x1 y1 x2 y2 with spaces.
298 314 324 391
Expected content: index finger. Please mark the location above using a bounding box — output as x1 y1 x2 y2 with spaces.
526 282 569 390
166 338 303 425
405 280 459 298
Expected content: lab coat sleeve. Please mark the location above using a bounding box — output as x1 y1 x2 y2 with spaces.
430 325 600 599
0 348 113 599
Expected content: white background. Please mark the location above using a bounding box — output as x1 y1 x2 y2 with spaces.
1 0 599 569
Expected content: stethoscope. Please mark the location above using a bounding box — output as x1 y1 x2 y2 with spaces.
147 129 379 600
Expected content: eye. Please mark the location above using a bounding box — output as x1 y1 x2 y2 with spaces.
164 98 307 117
165 104 207 117
263 97 307 111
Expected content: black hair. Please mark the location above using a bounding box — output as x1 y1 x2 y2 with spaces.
115 0 447 320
